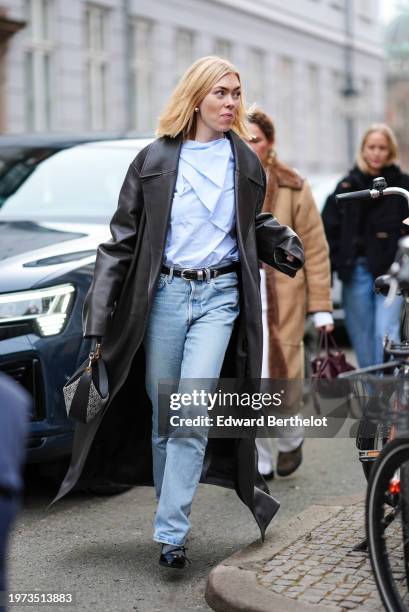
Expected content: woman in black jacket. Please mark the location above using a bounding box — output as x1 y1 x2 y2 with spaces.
322 123 409 367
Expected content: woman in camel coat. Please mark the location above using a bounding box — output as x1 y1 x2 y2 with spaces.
248 109 333 479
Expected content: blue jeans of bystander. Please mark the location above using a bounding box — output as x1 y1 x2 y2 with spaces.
342 257 403 368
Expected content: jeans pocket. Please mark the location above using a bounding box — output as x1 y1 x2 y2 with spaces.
156 273 167 291
210 271 238 292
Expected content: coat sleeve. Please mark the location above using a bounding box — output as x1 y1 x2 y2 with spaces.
321 177 349 276
292 180 332 313
255 167 304 277
82 160 143 338
255 213 304 277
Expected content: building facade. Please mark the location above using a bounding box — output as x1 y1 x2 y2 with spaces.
385 6 409 171
1 0 384 174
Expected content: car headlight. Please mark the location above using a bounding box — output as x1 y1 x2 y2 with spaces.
0 284 75 336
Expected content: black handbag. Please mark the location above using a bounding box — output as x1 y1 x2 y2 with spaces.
63 343 109 424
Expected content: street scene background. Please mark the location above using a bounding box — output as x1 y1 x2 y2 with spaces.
1 0 409 611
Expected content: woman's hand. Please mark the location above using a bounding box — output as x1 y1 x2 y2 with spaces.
318 323 335 333
311 312 334 334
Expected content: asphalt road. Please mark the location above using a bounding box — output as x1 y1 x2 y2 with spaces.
7 434 366 612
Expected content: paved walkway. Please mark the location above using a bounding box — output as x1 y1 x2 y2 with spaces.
257 502 382 610
206 495 408 611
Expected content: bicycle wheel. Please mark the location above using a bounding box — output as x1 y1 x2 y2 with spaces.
366 437 409 612
400 461 409 590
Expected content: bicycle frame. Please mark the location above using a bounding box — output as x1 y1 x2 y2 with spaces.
336 177 409 608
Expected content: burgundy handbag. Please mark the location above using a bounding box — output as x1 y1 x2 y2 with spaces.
312 330 355 380
311 331 356 415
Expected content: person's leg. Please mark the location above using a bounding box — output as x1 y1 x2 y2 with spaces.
256 437 274 475
275 342 305 455
374 292 404 364
256 268 275 475
342 258 375 368
276 434 304 453
0 497 19 607
259 268 270 379
154 273 239 546
144 273 188 500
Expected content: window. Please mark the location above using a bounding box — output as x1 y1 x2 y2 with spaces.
0 145 138 221
175 28 194 83
130 18 154 132
330 70 348 168
214 38 232 60
306 64 320 168
85 4 109 130
329 0 344 10
357 77 374 135
277 56 294 162
358 0 372 20
24 0 54 131
246 48 265 106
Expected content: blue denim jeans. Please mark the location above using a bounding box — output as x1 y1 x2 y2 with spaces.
144 270 240 546
342 258 403 368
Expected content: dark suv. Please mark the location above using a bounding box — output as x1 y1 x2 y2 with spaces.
0 135 151 469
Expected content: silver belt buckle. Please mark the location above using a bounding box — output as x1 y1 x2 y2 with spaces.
181 269 191 280
181 268 206 280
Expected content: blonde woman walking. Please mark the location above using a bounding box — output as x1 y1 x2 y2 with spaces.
51 57 304 568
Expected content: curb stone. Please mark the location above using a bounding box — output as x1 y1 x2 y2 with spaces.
205 494 366 612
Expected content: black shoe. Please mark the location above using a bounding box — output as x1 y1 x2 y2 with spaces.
261 469 275 481
159 545 191 569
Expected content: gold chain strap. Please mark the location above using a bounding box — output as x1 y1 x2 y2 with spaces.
86 342 102 371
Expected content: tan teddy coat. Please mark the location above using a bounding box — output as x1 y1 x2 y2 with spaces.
263 158 333 381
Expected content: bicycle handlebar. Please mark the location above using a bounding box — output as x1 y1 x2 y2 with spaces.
335 178 409 208
334 178 409 306
335 189 372 202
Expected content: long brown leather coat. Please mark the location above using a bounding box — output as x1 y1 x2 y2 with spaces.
49 131 304 540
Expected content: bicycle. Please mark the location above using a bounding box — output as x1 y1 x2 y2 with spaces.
337 177 409 611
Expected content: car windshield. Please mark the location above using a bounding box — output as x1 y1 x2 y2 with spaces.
0 143 138 221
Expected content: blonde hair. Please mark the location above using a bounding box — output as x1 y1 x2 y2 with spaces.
357 123 398 173
156 56 252 140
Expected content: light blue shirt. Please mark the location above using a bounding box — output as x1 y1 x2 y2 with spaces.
163 137 239 268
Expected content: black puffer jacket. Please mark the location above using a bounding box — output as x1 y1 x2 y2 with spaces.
322 164 409 282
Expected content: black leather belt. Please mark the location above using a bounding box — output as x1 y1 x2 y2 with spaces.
161 263 238 281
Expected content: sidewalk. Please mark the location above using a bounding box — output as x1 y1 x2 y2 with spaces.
205 494 396 611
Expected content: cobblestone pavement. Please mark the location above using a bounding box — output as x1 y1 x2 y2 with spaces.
256 501 408 610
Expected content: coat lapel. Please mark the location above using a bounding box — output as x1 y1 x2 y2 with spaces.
140 135 182 286
227 131 265 244
140 131 264 276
